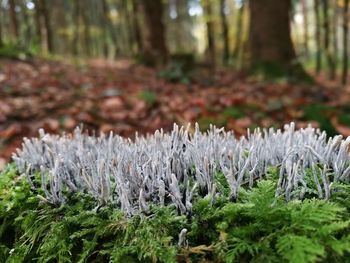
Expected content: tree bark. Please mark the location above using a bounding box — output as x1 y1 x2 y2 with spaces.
248 0 305 78
301 0 309 57
140 0 168 66
34 0 53 53
342 0 349 85
0 5 4 47
131 0 143 53
101 0 110 57
81 4 91 56
121 0 133 55
9 0 19 43
17 0 28 46
40 0 53 53
322 0 336 79
202 0 216 68
220 0 230 65
332 0 339 76
314 0 322 74
72 0 80 55
233 1 245 66
101 0 119 57
33 0 42 48
332 0 338 79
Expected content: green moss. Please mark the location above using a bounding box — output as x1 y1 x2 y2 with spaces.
249 61 314 84
138 90 158 107
222 107 245 119
1 165 350 262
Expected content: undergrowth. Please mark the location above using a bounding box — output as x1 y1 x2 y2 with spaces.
1 164 350 263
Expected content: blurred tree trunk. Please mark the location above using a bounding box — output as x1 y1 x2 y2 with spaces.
314 0 322 74
72 0 80 55
141 0 168 66
301 0 309 57
101 0 110 57
131 0 143 53
41 0 53 53
35 0 53 53
34 0 42 48
0 6 3 47
121 0 133 55
332 0 338 78
342 0 349 85
322 0 336 79
9 0 19 43
82 4 91 56
220 0 229 65
101 0 118 57
248 0 305 78
202 0 216 68
233 1 245 66
18 0 30 46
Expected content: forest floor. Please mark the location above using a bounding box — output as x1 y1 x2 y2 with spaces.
1 58 350 168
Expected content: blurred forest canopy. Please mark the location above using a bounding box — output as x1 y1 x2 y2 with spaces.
0 0 350 83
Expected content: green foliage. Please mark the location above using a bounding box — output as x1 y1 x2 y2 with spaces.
216 180 350 263
158 53 194 84
222 107 245 119
1 165 350 262
301 104 337 136
158 63 191 84
158 54 194 84
215 172 230 197
139 90 158 107
197 116 226 131
0 44 32 60
338 108 350 128
249 61 313 84
197 106 246 131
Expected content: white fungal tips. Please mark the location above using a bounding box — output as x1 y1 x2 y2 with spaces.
12 123 350 216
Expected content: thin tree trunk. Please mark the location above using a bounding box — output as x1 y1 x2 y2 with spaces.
301 0 309 57
18 0 31 46
33 0 42 48
101 0 119 57
342 0 349 85
131 0 143 53
72 0 80 55
82 4 91 56
41 0 53 53
322 0 336 79
122 0 133 55
50 0 66 54
0 6 3 47
203 0 216 68
233 1 245 64
34 0 53 53
314 0 322 74
101 0 110 57
141 0 168 66
9 0 18 43
220 0 230 65
332 0 338 79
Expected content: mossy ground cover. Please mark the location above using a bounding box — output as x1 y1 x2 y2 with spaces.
1 164 350 263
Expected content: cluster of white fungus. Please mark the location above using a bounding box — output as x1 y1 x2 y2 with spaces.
12 123 350 216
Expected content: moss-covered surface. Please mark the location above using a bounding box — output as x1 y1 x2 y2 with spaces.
1 165 350 263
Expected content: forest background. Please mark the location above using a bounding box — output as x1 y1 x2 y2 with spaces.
1 0 350 168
